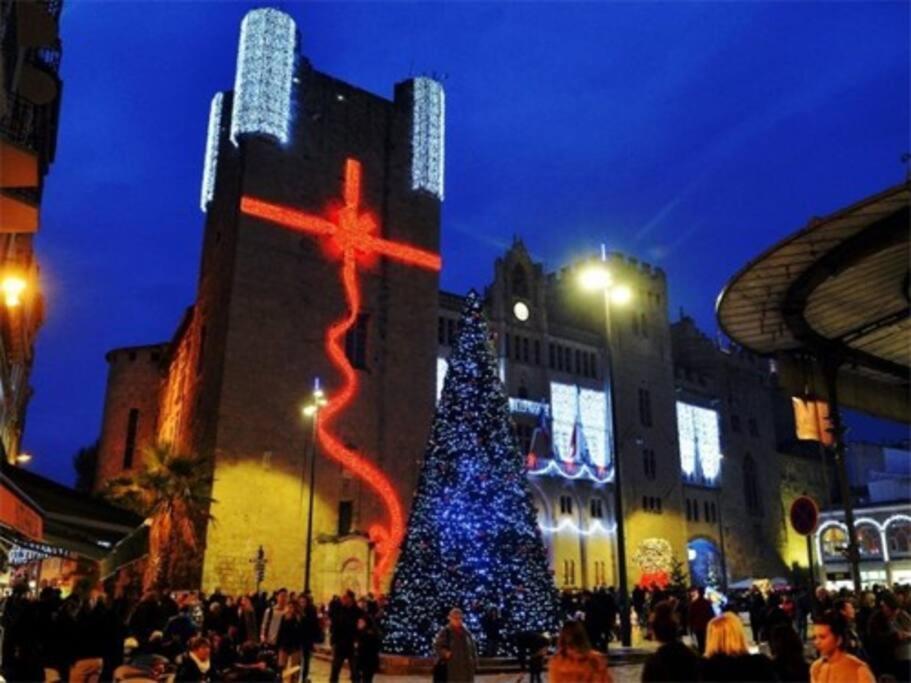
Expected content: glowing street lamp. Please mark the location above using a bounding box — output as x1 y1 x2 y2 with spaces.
1 275 27 308
579 257 633 646
15 453 32 465
301 378 328 594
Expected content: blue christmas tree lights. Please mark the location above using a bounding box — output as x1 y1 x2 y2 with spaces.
382 291 560 656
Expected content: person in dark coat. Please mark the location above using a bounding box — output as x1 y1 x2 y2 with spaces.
747 588 766 644
769 623 810 682
434 608 479 683
687 587 715 654
276 600 305 674
355 614 382 683
129 590 165 646
762 593 792 643
701 611 777 682
175 636 213 682
642 601 700 683
481 606 503 656
300 594 322 683
329 591 362 683
237 595 259 645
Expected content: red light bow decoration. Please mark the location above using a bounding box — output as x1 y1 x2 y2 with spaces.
241 158 441 592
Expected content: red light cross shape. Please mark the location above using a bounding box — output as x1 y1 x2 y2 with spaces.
240 158 441 593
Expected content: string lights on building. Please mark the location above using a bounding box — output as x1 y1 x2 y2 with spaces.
539 518 615 536
410 77 445 199
677 401 722 483
231 8 297 146
200 92 224 212
551 382 608 467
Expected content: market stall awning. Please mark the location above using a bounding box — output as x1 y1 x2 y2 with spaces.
2 462 142 562
717 181 910 422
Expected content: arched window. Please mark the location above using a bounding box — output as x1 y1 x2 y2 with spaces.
743 454 762 516
855 524 883 558
821 525 848 560
887 519 911 557
512 265 530 298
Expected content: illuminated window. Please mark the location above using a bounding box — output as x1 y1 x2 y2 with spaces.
230 9 297 145
345 314 369 370
550 382 609 467
677 402 722 484
123 408 139 470
888 520 911 556
821 526 848 559
856 525 883 558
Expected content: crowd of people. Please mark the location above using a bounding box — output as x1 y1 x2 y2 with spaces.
634 582 911 683
1 583 382 682
1 579 910 682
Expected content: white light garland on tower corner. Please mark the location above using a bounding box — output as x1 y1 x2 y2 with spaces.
410 77 445 200
200 92 224 212
677 401 722 483
230 8 297 146
436 357 448 402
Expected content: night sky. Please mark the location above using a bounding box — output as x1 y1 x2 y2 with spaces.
27 2 909 483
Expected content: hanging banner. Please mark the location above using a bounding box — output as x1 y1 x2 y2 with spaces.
792 397 834 446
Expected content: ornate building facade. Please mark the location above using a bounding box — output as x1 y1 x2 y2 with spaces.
93 7 827 599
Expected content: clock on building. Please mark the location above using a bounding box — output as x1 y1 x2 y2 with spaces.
513 300 530 322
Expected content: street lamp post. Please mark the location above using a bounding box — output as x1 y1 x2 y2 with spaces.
580 260 633 647
302 378 327 595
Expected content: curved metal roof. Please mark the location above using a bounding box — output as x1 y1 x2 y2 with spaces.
717 181 910 389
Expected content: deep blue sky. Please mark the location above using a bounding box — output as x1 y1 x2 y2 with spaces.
27 2 909 483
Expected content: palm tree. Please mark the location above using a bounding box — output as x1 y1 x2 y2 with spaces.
105 442 215 590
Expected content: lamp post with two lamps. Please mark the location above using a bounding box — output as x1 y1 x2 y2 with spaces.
301 378 327 595
579 258 633 647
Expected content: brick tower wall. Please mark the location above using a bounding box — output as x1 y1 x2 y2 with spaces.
94 344 166 491
196 67 440 597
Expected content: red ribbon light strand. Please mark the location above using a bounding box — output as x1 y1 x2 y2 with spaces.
241 158 441 592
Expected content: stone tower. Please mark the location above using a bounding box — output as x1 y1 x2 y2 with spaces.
98 8 444 598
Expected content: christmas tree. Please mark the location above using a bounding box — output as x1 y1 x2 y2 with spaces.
382 291 560 656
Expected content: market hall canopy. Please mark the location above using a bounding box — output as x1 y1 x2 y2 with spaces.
717 181 910 423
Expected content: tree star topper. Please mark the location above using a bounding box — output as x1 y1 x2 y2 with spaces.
240 158 441 592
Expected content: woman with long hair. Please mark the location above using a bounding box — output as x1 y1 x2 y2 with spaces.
702 611 776 681
548 621 612 683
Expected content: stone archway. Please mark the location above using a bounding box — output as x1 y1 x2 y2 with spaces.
688 537 723 588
